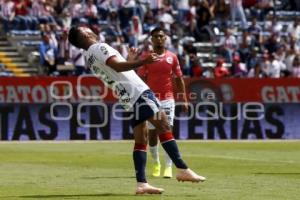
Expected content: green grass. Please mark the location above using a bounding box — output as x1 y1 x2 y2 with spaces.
0 141 299 200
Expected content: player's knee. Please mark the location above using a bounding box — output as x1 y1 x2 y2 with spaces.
156 121 171 133
135 137 148 145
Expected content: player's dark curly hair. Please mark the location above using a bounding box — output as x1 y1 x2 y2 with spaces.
150 27 165 36
68 26 81 48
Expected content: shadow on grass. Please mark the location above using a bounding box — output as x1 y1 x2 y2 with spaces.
3 193 198 199
17 193 134 198
81 176 135 179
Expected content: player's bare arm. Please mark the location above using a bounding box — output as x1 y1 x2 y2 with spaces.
175 77 189 113
106 53 160 72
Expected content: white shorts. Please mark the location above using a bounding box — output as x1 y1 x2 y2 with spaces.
148 99 175 130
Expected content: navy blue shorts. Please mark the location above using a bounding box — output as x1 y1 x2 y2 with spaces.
130 90 161 128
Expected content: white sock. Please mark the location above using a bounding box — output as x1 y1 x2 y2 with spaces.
164 152 173 168
149 145 160 164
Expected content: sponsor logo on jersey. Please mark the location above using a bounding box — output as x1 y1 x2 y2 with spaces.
87 55 96 69
166 56 173 64
100 46 108 55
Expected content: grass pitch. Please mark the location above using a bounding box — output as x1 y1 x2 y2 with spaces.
0 141 299 200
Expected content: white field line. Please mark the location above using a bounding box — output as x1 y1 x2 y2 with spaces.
0 139 299 144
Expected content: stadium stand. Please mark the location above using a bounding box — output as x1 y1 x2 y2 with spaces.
0 0 299 77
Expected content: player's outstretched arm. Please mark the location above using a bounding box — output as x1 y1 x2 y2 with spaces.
106 53 160 72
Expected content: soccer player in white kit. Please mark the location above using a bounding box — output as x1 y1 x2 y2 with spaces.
68 26 206 195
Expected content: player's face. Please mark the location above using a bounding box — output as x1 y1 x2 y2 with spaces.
151 31 166 48
78 26 98 41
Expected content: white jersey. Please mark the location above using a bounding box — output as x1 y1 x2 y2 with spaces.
84 43 149 110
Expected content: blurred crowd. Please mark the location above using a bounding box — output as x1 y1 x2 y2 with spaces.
0 0 300 78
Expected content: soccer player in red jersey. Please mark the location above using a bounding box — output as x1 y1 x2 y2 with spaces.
138 27 189 178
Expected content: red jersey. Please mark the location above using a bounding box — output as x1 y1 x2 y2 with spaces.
138 50 183 100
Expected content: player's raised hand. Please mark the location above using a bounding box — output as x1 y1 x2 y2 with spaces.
127 47 139 61
143 53 160 64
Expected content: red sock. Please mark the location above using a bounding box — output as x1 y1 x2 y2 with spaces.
134 143 147 152
159 131 174 144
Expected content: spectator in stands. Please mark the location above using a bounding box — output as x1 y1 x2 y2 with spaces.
0 0 15 33
121 0 137 11
69 44 86 75
177 0 190 23
143 9 156 33
285 37 298 72
149 0 163 14
259 52 272 77
231 54 247 77
128 15 147 47
177 56 188 76
253 0 275 21
57 29 70 65
190 53 203 77
291 55 300 77
214 58 230 78
157 8 175 32
214 0 230 28
31 0 56 29
41 0 56 23
170 23 185 42
161 0 174 13
202 67 215 78
96 0 111 20
55 0 72 28
169 37 184 58
248 18 263 49
249 51 270 78
106 8 122 37
194 0 214 41
187 0 197 32
281 0 300 11
53 0 69 26
220 28 237 63
39 31 58 75
139 38 152 55
269 53 286 78
69 0 83 26
43 23 58 49
274 45 288 76
238 29 253 62
118 6 134 30
264 33 280 54
83 0 98 25
14 0 33 30
265 16 283 33
288 20 300 41
229 0 247 29
247 48 260 73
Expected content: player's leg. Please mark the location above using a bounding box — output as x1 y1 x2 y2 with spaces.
148 111 206 182
133 121 164 194
133 121 148 184
148 128 161 177
163 126 173 178
161 100 175 178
